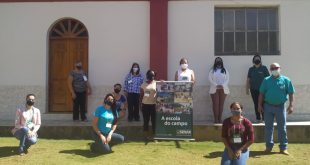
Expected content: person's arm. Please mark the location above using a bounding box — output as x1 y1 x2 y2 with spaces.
235 120 254 158
246 78 251 95
139 87 144 109
32 110 41 133
287 93 294 114
191 70 196 84
123 74 129 97
258 93 264 113
67 74 76 99
86 81 92 95
223 69 230 87
208 70 217 86
107 124 117 143
221 120 235 160
92 117 107 144
175 71 178 81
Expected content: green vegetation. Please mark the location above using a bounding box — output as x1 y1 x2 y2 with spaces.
0 137 309 165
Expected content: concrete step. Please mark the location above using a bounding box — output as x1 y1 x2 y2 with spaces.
1 120 309 143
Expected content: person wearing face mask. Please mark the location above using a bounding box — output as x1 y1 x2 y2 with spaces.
91 93 124 154
258 63 295 155
112 83 128 119
246 54 270 123
68 61 92 122
221 102 254 165
12 94 41 156
175 58 195 83
209 57 230 123
124 63 144 122
140 70 157 140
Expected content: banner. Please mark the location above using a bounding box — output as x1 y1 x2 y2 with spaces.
154 81 194 140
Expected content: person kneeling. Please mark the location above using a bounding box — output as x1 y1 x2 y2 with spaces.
12 94 41 156
91 93 124 154
221 102 254 165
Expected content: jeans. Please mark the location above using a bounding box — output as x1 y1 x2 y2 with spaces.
141 104 156 133
91 131 124 154
73 91 87 120
250 89 264 120
264 103 288 150
127 93 140 121
14 127 37 153
221 147 249 165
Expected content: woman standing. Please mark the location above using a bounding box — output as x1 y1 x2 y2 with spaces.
221 102 254 165
175 58 195 83
124 63 144 122
209 57 229 123
246 54 269 122
91 94 124 154
140 70 157 140
12 94 41 155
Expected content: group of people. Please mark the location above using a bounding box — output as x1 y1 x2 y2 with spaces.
12 55 295 165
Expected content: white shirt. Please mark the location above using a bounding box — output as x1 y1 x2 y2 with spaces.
177 69 193 82
208 68 230 94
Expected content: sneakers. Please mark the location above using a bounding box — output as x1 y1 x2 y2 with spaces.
280 150 290 155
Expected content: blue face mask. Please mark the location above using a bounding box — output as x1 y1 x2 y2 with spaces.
231 109 242 116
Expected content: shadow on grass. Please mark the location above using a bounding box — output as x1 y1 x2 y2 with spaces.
59 149 103 158
204 151 222 159
0 146 18 158
204 151 278 159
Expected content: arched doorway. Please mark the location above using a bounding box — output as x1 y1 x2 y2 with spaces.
48 18 88 112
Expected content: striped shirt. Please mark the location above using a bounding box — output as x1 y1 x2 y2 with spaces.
124 73 144 93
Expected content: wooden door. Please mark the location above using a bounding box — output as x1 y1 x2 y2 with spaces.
48 19 88 112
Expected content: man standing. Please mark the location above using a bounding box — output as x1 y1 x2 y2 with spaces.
258 63 295 155
68 62 92 122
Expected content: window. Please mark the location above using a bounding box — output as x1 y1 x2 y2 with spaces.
215 8 280 55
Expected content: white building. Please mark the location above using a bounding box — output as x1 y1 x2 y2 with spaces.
0 0 309 123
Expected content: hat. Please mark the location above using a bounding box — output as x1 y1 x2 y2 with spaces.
271 63 280 68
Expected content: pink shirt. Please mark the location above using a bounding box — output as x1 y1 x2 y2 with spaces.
12 106 41 135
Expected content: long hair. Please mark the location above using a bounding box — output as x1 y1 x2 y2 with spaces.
212 57 226 74
103 93 118 124
129 62 140 75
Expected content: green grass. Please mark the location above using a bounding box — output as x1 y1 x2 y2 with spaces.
0 137 309 165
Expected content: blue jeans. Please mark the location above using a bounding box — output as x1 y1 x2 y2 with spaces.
14 127 37 153
91 131 124 154
221 147 249 165
264 103 288 150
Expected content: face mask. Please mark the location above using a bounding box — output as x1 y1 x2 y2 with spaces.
114 89 121 93
105 100 113 106
231 109 242 116
181 64 188 70
26 100 35 106
133 67 138 73
254 60 261 65
271 69 280 77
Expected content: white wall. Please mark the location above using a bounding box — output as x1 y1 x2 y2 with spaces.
168 0 310 85
0 2 150 86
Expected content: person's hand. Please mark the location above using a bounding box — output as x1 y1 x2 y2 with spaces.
227 148 235 160
235 149 242 159
106 133 112 143
246 89 249 95
258 105 263 113
87 88 92 95
71 92 76 99
27 131 35 138
99 134 107 144
287 105 293 114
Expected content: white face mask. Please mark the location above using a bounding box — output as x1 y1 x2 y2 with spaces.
271 69 280 77
133 67 138 73
181 64 188 70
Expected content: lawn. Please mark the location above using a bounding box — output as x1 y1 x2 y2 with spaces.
0 137 309 165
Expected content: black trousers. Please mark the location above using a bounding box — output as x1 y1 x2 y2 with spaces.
73 91 87 120
127 93 140 121
141 104 156 133
250 89 264 120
